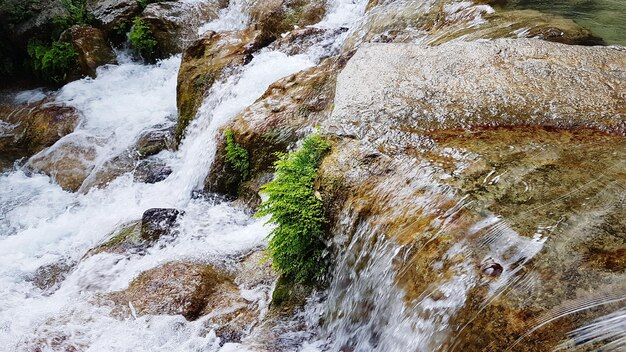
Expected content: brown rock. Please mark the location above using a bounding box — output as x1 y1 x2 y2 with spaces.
105 261 234 321
60 26 117 78
0 96 80 159
26 134 104 192
250 0 327 44
176 29 263 143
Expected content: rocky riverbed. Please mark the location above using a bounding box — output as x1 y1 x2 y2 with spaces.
0 0 624 351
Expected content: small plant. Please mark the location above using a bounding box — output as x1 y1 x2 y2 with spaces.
224 129 250 180
53 0 93 36
27 40 77 83
256 132 331 283
128 17 158 60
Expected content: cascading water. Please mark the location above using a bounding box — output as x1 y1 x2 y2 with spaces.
2 0 623 351
0 0 368 350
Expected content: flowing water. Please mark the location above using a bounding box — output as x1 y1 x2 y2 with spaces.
1 0 624 351
501 0 626 45
0 0 368 351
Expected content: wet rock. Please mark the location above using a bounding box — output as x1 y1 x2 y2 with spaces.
87 0 141 33
80 125 174 190
327 40 626 139
176 29 263 143
11 0 67 45
0 97 79 160
86 221 142 256
26 134 104 192
249 0 327 44
141 0 227 58
30 260 74 294
135 125 176 157
133 158 172 183
207 38 626 350
60 25 117 78
106 261 234 320
205 54 350 201
140 208 182 241
268 26 348 56
343 1 603 50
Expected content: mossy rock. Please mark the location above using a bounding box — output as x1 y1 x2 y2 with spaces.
175 29 262 144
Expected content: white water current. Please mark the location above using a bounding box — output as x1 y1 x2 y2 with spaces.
0 0 368 351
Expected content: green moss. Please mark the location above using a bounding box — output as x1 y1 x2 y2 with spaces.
256 132 331 283
224 129 250 180
129 17 157 61
27 40 77 83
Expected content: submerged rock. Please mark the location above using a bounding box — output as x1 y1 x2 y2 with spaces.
176 29 263 143
344 0 603 50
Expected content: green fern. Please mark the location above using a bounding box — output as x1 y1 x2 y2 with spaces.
27 40 77 83
224 129 250 180
256 132 331 283
128 18 157 60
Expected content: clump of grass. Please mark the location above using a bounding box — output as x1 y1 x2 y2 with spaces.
128 17 157 60
224 129 250 180
27 40 77 83
256 132 331 283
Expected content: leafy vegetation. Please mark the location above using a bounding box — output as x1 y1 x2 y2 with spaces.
224 129 250 180
27 40 77 82
129 18 158 60
256 132 331 283
52 0 93 37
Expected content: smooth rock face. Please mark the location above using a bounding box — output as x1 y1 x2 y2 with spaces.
327 39 626 140
60 26 117 78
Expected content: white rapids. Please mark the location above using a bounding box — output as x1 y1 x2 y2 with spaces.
0 0 368 351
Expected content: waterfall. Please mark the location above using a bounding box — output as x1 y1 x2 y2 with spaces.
0 0 368 350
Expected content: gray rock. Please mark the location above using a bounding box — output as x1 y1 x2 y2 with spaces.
140 208 183 241
326 39 626 142
87 0 141 32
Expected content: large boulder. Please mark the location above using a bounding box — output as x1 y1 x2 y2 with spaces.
249 0 326 44
105 262 233 320
175 29 263 143
87 0 141 33
60 25 117 78
327 39 626 137
140 0 227 58
0 95 80 160
205 54 350 200
26 133 105 192
207 39 626 350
